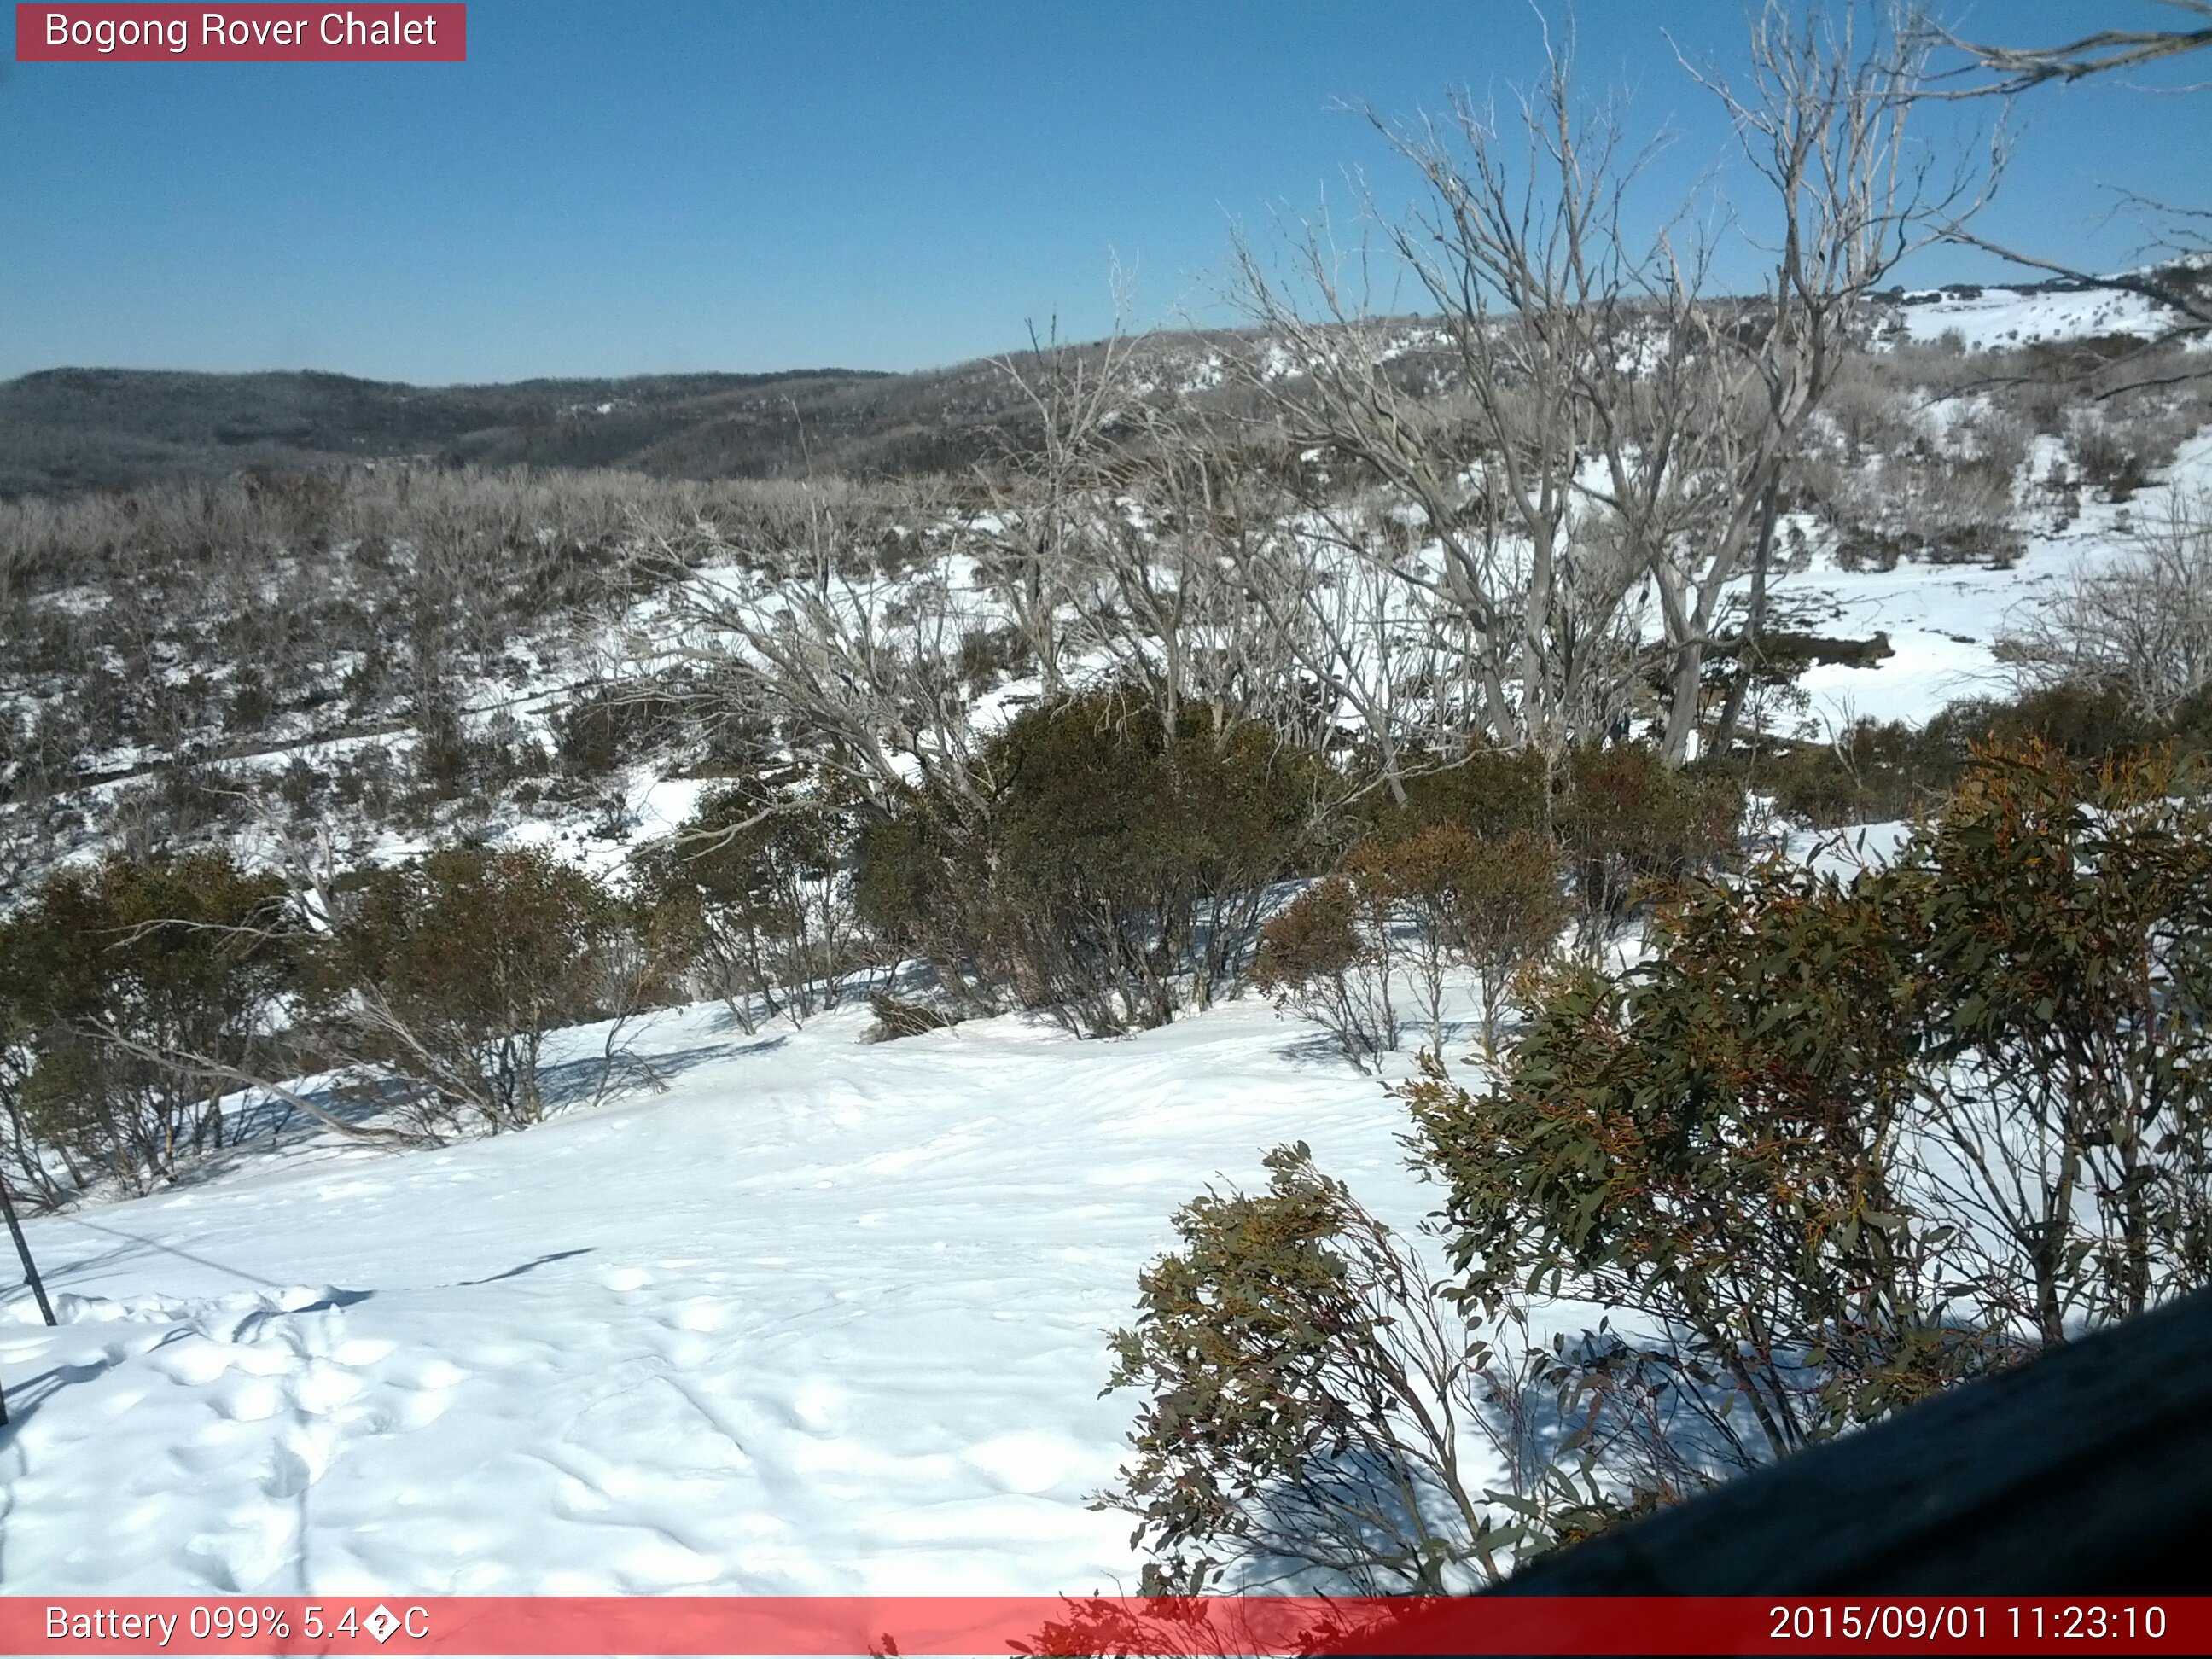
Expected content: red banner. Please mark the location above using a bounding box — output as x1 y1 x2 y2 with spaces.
14 4 464 61
0 1596 2203 1655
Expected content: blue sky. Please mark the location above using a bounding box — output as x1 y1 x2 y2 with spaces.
2 1 2206 383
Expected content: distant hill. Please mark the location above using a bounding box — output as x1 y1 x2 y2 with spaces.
0 360 1064 498
9 270 2192 501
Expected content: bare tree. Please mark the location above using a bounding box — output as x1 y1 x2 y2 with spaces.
973 323 1136 694
1228 9 1976 776
1683 1 1997 760
645 482 993 816
1929 4 2209 373
978 323 1358 764
1074 406 1330 750
1996 490 2212 719
1230 44 1655 783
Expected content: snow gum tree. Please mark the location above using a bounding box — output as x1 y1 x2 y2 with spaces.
1227 6 1995 773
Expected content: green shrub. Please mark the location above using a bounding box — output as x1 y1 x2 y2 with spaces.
1363 747 1551 844
415 706 547 804
1882 742 2212 1335
1103 1144 1528 1592
315 846 626 1134
634 782 869 1030
1406 883 1973 1493
851 792 1009 1010
1410 737 2212 1490
1250 870 1400 1070
859 693 1335 1033
0 852 297 1191
864 991 960 1042
224 669 277 734
556 689 677 779
1755 683 2188 830
1117 741 2212 1591
1385 824 1569 1060
1557 744 1740 954
1258 824 1569 1067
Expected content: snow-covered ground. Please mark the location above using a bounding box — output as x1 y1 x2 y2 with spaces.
7 431 2209 1596
0 998 1434 1594
1889 282 2180 351
1773 426 2212 732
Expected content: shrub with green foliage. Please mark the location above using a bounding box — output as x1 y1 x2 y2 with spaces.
864 991 961 1042
0 852 296 1193
1753 681 2206 830
1879 742 2212 1336
851 794 1008 1010
1254 824 1567 1068
1415 737 2212 1489
634 781 870 1030
1103 1144 1533 1593
859 693 1334 1033
1406 888 1973 1499
1363 748 1552 844
1385 824 1569 1060
1556 744 1740 955
557 690 678 780
1251 864 1402 1070
314 846 629 1135
1112 742 2212 1589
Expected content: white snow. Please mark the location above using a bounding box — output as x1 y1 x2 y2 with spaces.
0 998 1430 1594
1888 284 2178 351
1755 426 2212 734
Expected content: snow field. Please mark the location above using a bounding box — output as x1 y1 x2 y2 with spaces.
5 300 2208 1597
1889 285 2180 352
0 998 1435 1594
1771 427 2212 731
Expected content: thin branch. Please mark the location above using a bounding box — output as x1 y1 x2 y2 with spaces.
1941 3 2212 94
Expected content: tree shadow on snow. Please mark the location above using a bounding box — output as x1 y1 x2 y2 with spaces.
455 1247 594 1286
537 1041 734 1110
1270 1027 1373 1072
0 1349 133 1444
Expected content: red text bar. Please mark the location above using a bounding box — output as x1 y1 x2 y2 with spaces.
2 1596 2205 1655
15 5 464 62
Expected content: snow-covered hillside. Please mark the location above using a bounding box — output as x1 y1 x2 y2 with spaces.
1885 282 2183 351
1771 426 2212 727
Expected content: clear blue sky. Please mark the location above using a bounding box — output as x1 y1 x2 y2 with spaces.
3 1 2205 383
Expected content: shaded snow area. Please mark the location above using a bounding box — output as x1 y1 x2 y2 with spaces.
0 1000 1430 1594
